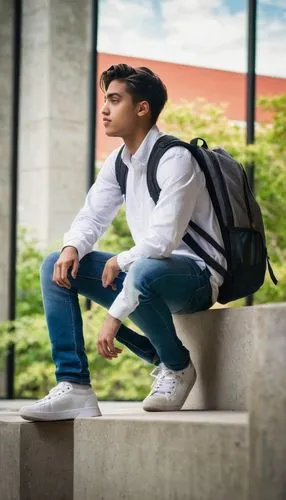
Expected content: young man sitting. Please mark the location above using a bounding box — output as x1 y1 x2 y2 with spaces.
20 64 225 421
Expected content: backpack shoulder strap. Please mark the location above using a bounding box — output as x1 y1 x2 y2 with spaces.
147 135 187 204
116 135 195 199
115 145 128 196
147 135 227 277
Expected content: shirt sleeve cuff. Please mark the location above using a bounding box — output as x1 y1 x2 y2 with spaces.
62 240 85 261
116 251 133 272
108 290 138 322
108 302 129 322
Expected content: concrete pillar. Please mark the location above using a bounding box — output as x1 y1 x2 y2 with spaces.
19 0 90 247
248 304 286 500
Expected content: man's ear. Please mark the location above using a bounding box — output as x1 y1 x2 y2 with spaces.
136 100 150 118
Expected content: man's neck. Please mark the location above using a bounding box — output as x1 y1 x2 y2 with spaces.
123 125 153 155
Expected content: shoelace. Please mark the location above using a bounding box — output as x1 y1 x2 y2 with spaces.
152 367 183 396
42 381 72 401
150 364 163 384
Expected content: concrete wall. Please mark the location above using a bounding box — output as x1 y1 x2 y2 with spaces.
19 0 90 247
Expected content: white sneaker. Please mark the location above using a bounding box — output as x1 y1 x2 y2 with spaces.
19 381 102 421
143 362 196 412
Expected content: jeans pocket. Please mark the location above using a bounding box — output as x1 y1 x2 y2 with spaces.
176 282 212 315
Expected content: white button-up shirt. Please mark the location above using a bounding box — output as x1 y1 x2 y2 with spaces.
63 126 226 320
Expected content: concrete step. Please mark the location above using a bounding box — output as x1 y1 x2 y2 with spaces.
0 303 285 500
74 409 249 500
0 414 73 500
0 405 248 500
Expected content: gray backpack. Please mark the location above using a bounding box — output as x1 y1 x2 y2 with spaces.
115 135 277 303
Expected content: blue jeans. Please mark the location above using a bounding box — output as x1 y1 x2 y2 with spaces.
40 251 212 385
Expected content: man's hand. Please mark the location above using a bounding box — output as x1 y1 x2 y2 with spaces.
52 246 79 289
102 256 121 291
97 314 123 360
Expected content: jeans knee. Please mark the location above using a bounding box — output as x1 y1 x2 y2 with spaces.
129 258 157 292
40 251 60 280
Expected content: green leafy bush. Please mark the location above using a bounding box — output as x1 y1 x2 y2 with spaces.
16 227 45 317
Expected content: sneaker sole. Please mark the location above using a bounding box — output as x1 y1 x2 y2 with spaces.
143 371 197 412
20 406 102 421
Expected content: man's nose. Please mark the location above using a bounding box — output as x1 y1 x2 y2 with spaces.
101 102 110 115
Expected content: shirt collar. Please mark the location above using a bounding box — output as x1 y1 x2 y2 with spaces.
121 125 161 168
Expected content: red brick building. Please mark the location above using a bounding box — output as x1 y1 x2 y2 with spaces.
96 52 286 160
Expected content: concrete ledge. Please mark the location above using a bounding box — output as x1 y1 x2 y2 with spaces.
74 411 249 500
173 306 253 410
1 304 285 500
173 304 284 411
0 416 73 500
174 303 286 498
0 406 248 500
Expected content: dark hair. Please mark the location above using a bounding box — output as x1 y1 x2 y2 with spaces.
100 64 168 125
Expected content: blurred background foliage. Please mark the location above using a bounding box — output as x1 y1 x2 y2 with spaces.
0 94 285 399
